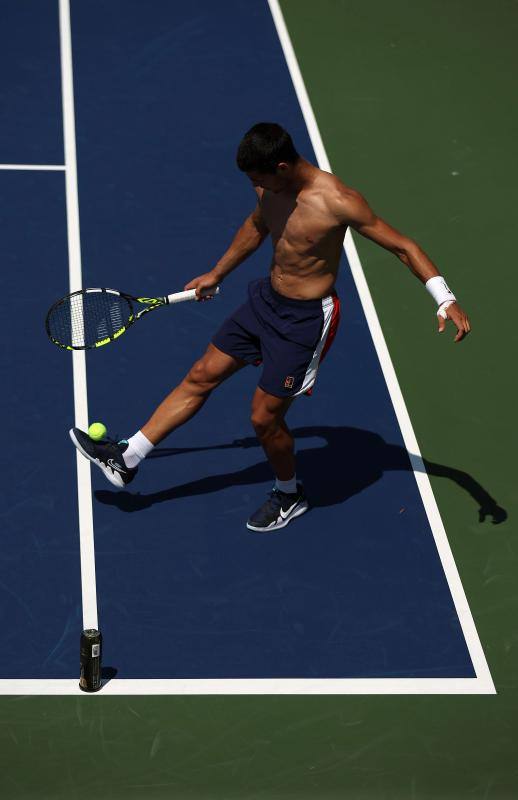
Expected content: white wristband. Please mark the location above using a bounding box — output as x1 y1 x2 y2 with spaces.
425 275 456 307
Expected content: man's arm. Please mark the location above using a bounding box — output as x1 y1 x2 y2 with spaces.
184 199 269 298
212 202 269 281
335 188 471 341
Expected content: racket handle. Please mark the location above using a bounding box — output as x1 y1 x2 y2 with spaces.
166 286 220 304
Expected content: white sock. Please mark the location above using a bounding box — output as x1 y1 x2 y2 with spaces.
122 430 154 468
275 475 297 494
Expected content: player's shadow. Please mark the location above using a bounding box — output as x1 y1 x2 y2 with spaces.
94 425 506 525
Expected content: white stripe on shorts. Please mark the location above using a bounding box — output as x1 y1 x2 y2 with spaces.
293 294 336 396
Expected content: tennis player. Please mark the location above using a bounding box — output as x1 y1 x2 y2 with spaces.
70 122 470 531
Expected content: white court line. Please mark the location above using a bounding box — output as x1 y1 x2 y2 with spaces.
267 0 495 695
0 678 494 696
0 164 65 170
59 0 98 632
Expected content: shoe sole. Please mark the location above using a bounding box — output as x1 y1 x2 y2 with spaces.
69 428 125 489
246 499 309 532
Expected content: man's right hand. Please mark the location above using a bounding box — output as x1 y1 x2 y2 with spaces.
183 271 220 301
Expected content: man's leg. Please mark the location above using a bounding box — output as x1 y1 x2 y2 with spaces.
69 343 245 488
247 386 308 532
142 343 246 444
250 386 295 480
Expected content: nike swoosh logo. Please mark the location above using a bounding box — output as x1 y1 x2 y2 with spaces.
107 458 126 473
280 501 299 520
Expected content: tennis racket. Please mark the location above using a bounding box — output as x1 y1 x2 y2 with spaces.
45 286 220 350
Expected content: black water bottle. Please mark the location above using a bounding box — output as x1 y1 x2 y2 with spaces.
79 629 102 692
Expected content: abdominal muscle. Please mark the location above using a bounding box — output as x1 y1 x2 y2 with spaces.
269 233 344 300
260 169 348 300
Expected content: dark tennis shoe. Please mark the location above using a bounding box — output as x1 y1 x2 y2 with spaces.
246 483 309 532
69 427 138 488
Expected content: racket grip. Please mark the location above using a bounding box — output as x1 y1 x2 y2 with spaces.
166 286 220 304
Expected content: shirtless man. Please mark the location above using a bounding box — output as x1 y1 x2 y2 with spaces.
70 122 471 531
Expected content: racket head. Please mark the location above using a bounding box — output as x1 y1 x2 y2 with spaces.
45 288 135 350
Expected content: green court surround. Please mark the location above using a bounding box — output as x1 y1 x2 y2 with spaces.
1 1 516 797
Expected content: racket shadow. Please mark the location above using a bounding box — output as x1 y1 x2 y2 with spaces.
94 425 507 524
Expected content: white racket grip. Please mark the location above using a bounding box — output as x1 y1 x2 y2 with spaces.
166 286 220 304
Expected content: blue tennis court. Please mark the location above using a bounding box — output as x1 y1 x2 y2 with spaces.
1 0 485 685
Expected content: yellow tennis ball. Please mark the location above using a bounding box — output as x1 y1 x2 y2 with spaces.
88 422 107 441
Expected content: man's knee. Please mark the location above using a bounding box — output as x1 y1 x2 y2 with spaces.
251 413 271 440
185 356 221 394
251 391 292 439
251 406 285 440
184 345 241 395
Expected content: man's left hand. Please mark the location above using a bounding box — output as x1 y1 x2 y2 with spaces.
437 302 471 342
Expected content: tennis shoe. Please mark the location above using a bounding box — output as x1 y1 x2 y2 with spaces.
246 483 309 532
69 427 138 488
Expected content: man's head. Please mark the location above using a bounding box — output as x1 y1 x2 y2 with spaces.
236 122 300 192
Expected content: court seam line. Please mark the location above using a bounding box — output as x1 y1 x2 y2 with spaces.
0 164 66 170
59 0 98 631
267 0 495 695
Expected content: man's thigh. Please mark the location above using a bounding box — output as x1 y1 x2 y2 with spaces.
192 342 248 385
211 299 262 365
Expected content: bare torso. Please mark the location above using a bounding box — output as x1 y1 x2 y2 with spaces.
259 164 348 300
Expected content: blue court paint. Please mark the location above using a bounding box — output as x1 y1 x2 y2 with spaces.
68 0 474 679
0 0 63 165
1 0 475 679
0 172 80 678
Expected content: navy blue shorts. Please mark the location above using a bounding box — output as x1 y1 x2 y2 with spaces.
212 277 341 398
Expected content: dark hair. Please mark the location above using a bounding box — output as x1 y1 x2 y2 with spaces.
236 123 299 174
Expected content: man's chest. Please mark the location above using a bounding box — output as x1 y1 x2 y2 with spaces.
262 194 340 249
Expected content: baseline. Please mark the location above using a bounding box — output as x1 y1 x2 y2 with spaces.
0 678 494 696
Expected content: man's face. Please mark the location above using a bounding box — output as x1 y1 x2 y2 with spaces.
245 166 288 193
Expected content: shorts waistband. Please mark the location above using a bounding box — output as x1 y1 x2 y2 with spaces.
264 278 336 309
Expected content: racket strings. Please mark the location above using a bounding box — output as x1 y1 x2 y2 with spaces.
48 291 132 348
